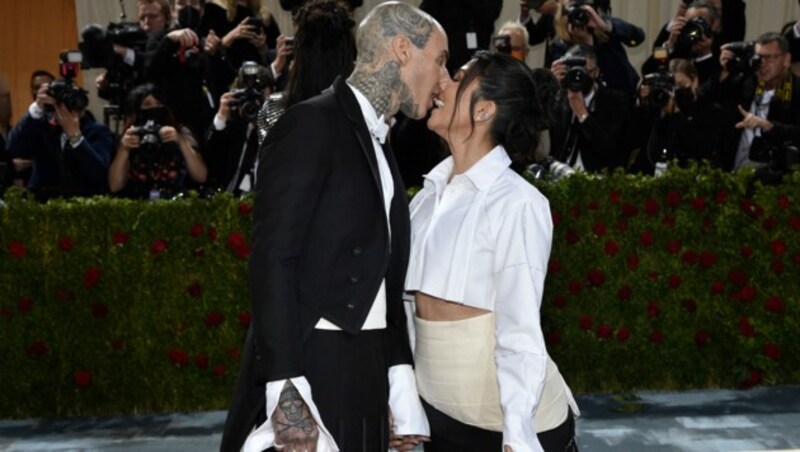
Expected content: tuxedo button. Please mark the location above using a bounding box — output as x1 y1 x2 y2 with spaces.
346 303 355 311
352 246 363 256
349 276 359 284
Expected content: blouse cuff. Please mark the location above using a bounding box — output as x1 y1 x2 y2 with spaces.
242 377 340 452
388 364 430 436
212 113 227 131
503 413 543 452
28 102 45 120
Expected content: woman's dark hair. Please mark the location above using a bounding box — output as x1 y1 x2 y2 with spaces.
448 51 550 164
283 0 356 108
124 83 180 128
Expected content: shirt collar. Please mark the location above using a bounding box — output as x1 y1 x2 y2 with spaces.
424 145 511 193
346 82 391 144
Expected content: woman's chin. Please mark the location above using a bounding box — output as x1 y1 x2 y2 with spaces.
426 116 445 138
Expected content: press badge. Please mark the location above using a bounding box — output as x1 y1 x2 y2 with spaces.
466 32 478 50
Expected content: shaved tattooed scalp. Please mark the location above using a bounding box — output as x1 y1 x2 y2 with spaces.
348 2 439 119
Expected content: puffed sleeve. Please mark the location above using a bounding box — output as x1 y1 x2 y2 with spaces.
491 195 553 452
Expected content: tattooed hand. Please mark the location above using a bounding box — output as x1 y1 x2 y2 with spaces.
272 380 319 451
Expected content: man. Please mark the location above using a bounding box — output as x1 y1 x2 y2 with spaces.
782 0 800 75
496 21 530 63
519 0 558 67
5 80 113 201
221 2 449 451
711 32 800 172
549 44 632 173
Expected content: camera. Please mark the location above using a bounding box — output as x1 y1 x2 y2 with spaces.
131 120 163 159
642 71 675 109
679 16 711 47
525 157 576 182
229 62 267 121
566 0 591 28
47 51 89 113
725 41 761 77
79 22 147 70
561 57 593 93
493 35 511 55
244 16 266 34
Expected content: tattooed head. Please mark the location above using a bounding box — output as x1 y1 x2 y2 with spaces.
348 2 448 120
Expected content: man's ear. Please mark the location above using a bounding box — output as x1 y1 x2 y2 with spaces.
391 34 412 65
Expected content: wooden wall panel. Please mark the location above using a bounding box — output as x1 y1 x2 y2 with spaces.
0 0 79 125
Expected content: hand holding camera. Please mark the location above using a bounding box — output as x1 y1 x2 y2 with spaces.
158 125 179 144
223 17 263 48
120 126 141 150
217 91 236 122
35 83 56 112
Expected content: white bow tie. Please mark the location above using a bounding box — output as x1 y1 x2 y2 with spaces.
370 115 390 144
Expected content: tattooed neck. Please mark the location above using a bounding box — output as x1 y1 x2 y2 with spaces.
348 62 416 121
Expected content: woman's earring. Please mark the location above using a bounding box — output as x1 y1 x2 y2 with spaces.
477 111 490 121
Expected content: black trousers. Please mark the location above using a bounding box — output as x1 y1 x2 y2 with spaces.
421 398 578 452
264 329 390 452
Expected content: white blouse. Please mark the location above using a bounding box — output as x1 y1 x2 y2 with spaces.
406 145 569 452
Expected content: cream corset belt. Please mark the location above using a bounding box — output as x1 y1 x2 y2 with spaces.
414 313 571 433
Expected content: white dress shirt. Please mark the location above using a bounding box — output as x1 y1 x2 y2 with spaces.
244 84 428 452
734 89 774 170
406 146 573 452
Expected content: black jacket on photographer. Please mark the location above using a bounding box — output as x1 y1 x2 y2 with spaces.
706 72 800 171
203 109 260 195
5 103 113 201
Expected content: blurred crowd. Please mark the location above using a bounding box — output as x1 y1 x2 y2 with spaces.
0 0 798 202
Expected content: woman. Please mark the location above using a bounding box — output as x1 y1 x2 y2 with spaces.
405 51 579 452
108 84 207 199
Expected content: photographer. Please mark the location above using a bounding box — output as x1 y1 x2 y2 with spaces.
494 21 530 64
519 0 558 67
549 44 632 173
108 84 207 199
630 59 730 175
5 77 113 201
550 0 644 99
782 0 800 76
708 32 800 173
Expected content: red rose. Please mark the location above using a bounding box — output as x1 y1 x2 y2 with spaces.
91 302 109 319
548 260 561 274
714 190 728 204
627 253 639 271
662 214 676 229
17 297 33 314
25 340 48 358
740 246 754 258
151 238 169 255
565 230 580 245
553 295 567 309
552 211 562 227
732 285 757 303
586 268 605 287
728 269 748 287
8 240 26 258
587 200 599 211
682 298 697 313
639 231 654 247
666 239 681 255
610 191 621 204
568 280 582 296
111 340 124 351
168 348 189 367
691 197 706 212
691 331 709 348
592 223 607 237
644 198 660 216
710 280 725 295
213 364 226 378
58 236 74 251
649 330 664 344
195 353 209 370
238 311 252 327
546 330 562 347
769 239 787 255
190 223 204 237
665 190 682 208
604 240 620 256
741 200 764 219
621 203 639 217
111 231 129 246
204 311 224 328
763 343 781 360
617 220 629 233
616 285 632 301
762 217 777 231
227 231 245 249
740 369 762 389
681 250 698 266
227 347 241 361
56 289 74 302
698 251 717 268
234 243 251 260
777 195 790 209
771 259 784 274
83 266 101 289
597 323 613 339
208 227 218 241
238 202 253 216
647 301 660 318
569 204 581 218
667 274 682 289
74 370 93 387
790 216 800 231
186 282 203 299
765 296 784 314
579 315 593 331
738 316 756 338
616 327 630 342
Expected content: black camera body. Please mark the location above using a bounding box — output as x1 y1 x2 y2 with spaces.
679 16 711 47
80 22 147 70
229 62 267 120
525 157 576 182
566 0 591 28
131 120 163 158
561 57 593 93
47 51 89 113
642 71 675 108
726 41 760 77
493 35 512 55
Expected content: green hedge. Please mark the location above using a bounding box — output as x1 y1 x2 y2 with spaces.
1 165 799 419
